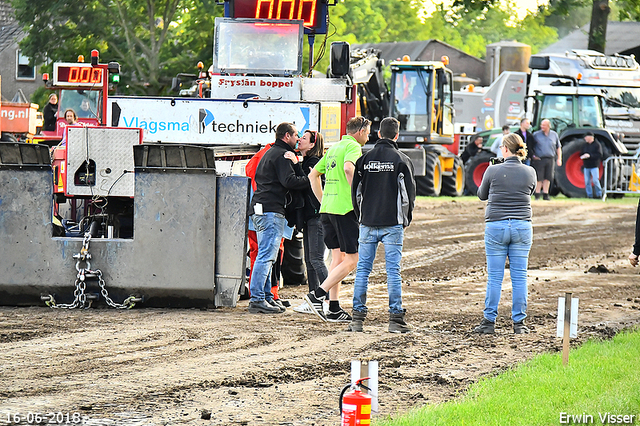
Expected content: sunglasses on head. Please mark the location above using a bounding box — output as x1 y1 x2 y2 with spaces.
357 117 371 133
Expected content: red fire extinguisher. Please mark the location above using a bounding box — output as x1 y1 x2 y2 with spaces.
340 377 372 426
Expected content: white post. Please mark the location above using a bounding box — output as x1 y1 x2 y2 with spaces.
368 360 379 414
556 293 579 365
350 360 361 387
350 360 379 414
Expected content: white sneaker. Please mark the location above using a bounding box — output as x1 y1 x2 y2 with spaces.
293 302 314 314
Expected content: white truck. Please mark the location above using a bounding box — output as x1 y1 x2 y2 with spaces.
453 71 528 152
529 50 640 153
457 51 631 198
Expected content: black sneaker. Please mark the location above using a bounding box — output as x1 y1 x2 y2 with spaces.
513 321 530 334
248 300 282 314
266 298 286 313
277 299 291 308
326 309 352 323
304 292 327 322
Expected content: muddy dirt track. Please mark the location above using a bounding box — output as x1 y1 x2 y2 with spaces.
1 198 640 426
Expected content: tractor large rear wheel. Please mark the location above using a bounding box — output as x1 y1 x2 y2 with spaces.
416 151 442 196
441 156 465 197
464 151 495 196
554 139 614 198
555 140 585 198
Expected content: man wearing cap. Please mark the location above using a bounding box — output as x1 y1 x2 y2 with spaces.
580 132 603 199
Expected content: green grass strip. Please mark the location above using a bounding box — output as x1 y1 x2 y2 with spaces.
375 329 640 426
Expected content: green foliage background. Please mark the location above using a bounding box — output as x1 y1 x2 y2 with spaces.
9 0 640 100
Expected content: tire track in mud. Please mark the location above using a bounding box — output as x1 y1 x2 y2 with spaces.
0 199 638 426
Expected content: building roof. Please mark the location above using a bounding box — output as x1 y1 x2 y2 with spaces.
355 40 435 63
354 39 485 67
0 1 22 54
540 21 640 56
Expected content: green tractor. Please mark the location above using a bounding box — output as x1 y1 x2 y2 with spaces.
465 84 626 197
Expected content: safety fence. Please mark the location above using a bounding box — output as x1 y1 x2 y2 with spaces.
603 153 640 199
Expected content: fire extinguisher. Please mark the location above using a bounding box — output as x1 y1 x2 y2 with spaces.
340 377 372 426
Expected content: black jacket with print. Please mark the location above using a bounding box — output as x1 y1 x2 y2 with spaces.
352 139 416 227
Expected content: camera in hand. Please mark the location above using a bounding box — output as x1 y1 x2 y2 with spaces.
490 157 505 165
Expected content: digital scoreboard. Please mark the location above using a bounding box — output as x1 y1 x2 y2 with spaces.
226 0 328 34
53 63 103 87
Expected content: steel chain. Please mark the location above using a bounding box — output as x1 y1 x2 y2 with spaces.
45 232 137 309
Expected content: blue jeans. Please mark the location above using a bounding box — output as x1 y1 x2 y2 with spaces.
484 220 532 323
353 225 404 314
249 213 286 302
583 167 602 198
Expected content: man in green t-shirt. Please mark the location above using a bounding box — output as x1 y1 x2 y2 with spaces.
304 116 370 323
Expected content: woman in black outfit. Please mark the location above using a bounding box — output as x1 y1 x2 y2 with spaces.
43 93 58 131
297 130 328 295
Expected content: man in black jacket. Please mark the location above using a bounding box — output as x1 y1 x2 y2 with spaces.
580 132 603 198
348 117 416 333
248 122 309 314
461 134 483 164
514 118 535 165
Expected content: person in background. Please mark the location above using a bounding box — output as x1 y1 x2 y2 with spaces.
53 109 80 150
245 141 289 308
77 98 93 118
348 117 416 333
532 119 562 200
64 109 78 126
461 134 484 164
580 132 603 199
474 133 537 334
43 93 58 131
292 130 329 314
630 199 640 267
305 116 371 323
490 125 511 159
514 118 535 166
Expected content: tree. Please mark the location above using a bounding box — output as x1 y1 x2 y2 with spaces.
306 0 429 75
370 0 430 42
543 2 591 38
618 0 640 20
11 0 222 95
542 0 640 54
423 1 557 58
587 0 609 53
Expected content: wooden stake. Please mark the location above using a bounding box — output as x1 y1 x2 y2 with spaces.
562 292 572 366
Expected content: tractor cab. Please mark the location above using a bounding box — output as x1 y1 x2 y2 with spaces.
386 57 461 197
389 58 454 146
530 88 605 134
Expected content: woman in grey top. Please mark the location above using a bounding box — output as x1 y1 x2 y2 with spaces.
474 133 537 334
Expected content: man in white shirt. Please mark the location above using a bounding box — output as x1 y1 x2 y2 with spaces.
490 125 511 159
